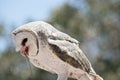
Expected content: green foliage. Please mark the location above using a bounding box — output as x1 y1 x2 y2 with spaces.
0 0 120 80
0 24 5 36
49 1 120 80
50 4 78 28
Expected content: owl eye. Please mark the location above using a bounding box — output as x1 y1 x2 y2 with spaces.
21 38 28 46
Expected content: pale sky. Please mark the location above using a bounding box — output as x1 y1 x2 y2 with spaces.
0 0 67 25
0 0 87 52
0 0 67 52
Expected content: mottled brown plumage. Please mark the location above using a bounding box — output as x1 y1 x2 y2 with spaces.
12 21 103 80
48 38 91 73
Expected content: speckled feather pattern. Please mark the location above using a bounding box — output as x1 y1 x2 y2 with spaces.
12 21 103 80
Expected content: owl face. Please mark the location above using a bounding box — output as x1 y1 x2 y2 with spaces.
12 30 39 57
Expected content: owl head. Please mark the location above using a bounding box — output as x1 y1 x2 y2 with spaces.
11 22 48 58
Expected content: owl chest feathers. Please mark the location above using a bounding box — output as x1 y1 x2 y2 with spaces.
30 44 71 74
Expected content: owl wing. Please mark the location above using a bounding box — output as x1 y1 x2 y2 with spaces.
48 37 92 73
48 30 80 45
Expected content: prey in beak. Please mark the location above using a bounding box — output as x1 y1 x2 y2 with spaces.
20 38 29 56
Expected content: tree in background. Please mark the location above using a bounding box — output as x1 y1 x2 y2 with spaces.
49 0 120 80
0 0 120 80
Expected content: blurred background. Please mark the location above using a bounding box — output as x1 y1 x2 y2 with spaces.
0 0 120 80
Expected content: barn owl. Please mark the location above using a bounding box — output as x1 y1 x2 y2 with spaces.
12 21 103 80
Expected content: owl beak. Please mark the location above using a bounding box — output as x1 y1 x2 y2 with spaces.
20 46 29 56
